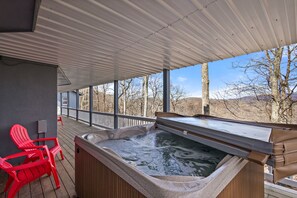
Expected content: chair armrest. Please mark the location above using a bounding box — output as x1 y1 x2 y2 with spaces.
20 145 51 159
33 137 59 145
19 145 46 150
5 159 48 172
3 150 44 161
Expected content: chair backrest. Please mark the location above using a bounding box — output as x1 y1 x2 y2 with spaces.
10 124 35 149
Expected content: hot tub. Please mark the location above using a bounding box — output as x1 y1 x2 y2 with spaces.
75 124 264 198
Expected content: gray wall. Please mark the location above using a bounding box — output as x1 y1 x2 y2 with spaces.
69 91 77 109
61 91 77 109
0 56 57 161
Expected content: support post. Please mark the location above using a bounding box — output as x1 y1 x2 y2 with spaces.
67 91 70 117
76 89 79 121
114 80 119 129
163 69 170 112
89 86 93 126
60 92 62 115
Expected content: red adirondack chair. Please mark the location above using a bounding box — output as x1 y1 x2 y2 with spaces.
57 116 63 126
10 124 64 167
0 150 60 198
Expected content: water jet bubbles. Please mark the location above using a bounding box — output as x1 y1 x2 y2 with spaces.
97 131 227 177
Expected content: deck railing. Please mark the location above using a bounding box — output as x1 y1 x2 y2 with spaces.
92 111 114 129
118 114 155 128
265 173 297 188
61 107 155 129
60 106 297 193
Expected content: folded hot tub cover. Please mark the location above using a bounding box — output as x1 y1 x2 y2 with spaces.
155 112 297 182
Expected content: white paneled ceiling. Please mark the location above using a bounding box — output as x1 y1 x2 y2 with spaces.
0 0 296 92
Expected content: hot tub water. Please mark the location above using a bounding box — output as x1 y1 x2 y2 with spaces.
96 131 227 177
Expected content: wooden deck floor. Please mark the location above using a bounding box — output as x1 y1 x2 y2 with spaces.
0 117 101 198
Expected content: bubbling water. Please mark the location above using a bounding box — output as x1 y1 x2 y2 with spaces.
96 131 227 177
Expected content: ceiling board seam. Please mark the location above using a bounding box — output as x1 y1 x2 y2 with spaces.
191 0 246 55
52 0 211 64
224 0 262 51
260 0 280 48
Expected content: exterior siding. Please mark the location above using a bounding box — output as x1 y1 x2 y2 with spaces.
0 56 57 161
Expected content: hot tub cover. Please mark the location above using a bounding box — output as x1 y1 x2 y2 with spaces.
156 112 297 182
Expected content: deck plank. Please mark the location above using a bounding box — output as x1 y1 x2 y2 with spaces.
0 116 100 198
59 145 75 169
30 178 44 198
55 160 76 198
52 175 68 198
18 182 31 198
40 175 56 198
0 172 7 198
59 157 75 183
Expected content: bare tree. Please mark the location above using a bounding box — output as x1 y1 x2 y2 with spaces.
79 88 89 110
118 79 143 115
93 84 112 112
100 84 112 112
148 74 163 116
221 45 297 123
93 86 100 111
118 79 132 114
202 63 210 115
170 84 186 112
126 79 142 115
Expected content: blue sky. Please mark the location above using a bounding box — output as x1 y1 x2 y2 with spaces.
170 51 262 98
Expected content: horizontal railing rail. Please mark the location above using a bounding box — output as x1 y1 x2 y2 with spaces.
93 111 114 117
118 114 155 128
77 109 89 113
61 107 155 129
265 173 297 188
118 114 155 122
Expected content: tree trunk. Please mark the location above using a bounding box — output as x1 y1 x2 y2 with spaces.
123 81 126 115
97 92 100 111
268 48 283 123
202 63 210 115
143 76 149 117
103 92 106 112
279 46 293 123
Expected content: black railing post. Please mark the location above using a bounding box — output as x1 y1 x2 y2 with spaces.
67 91 70 117
60 92 62 115
163 69 170 112
89 86 93 126
114 80 119 129
76 89 79 121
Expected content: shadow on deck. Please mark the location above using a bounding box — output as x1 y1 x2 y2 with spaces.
0 117 100 198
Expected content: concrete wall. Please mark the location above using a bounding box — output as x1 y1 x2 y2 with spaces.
0 56 57 161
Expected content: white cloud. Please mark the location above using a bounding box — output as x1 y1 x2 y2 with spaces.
177 76 187 82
